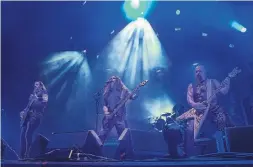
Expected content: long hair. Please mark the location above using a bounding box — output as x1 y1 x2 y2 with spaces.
103 76 127 97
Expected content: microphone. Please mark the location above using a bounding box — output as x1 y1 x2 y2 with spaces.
94 91 102 97
94 80 114 97
94 87 105 97
106 80 113 83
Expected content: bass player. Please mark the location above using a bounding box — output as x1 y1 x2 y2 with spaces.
98 76 138 144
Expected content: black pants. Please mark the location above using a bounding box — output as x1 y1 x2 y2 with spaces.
20 118 41 159
99 115 127 144
163 125 183 158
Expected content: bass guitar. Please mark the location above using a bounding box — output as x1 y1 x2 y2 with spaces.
103 80 148 124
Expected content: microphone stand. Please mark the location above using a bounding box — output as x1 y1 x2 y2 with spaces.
93 87 104 133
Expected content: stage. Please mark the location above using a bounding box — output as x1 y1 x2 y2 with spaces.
2 156 253 167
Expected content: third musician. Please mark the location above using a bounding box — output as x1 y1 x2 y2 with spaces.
20 81 48 159
187 65 233 152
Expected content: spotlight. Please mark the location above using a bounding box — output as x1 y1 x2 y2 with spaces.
136 17 146 27
202 33 208 37
175 27 181 31
241 27 247 33
176 10 180 15
123 0 154 21
193 63 199 66
131 0 140 9
231 21 247 33
229 44 234 48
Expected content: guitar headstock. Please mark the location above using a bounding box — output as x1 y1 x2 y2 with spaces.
139 80 149 87
228 67 242 78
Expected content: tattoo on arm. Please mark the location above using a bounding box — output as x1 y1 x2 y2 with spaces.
213 79 229 95
187 84 196 107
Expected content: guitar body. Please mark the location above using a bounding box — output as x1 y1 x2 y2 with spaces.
101 80 148 128
102 113 115 126
193 104 210 140
176 108 204 140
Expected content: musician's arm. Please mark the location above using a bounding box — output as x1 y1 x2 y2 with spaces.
124 86 138 100
213 79 230 95
130 93 138 100
187 84 207 110
20 111 25 118
39 93 48 103
187 84 197 108
103 98 109 114
33 92 49 108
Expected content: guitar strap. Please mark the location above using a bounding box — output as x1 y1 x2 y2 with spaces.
192 79 213 139
206 79 212 101
192 82 197 101
120 88 127 100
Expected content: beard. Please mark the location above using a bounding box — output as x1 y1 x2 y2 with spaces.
110 80 122 91
197 74 206 83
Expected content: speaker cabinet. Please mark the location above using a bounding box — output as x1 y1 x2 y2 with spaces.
117 128 167 159
29 134 49 158
225 126 253 153
47 130 102 156
1 139 6 160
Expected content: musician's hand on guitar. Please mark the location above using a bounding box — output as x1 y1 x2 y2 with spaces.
20 111 25 119
193 102 207 110
223 77 230 86
130 94 138 100
103 106 110 115
29 94 38 100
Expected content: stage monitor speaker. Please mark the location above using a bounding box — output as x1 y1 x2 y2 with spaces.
117 128 167 159
225 126 253 153
1 138 19 160
47 130 102 156
1 139 6 160
83 130 103 156
29 134 49 158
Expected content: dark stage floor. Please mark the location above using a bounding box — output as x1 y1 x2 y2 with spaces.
2 157 253 167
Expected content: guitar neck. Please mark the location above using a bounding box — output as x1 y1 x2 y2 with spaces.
113 87 139 113
207 76 230 103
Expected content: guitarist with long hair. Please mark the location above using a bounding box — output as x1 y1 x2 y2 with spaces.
187 65 234 153
98 76 138 144
19 81 48 159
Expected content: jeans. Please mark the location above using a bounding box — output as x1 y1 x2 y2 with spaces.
20 118 41 158
99 115 127 144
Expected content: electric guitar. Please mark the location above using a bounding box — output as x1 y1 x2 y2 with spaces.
20 94 38 127
103 80 148 124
